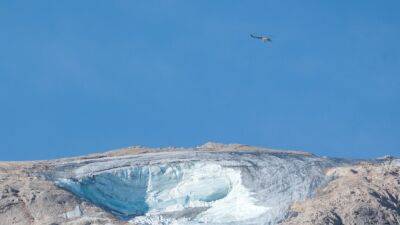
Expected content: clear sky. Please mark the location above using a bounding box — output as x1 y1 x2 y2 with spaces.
1 1 399 160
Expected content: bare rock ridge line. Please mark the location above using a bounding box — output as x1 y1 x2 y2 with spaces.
0 142 398 225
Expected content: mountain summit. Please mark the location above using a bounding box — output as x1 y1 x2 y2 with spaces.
0 143 399 225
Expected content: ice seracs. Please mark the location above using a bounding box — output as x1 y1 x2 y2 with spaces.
55 144 343 225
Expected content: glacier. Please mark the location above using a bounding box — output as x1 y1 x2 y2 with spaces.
53 144 345 225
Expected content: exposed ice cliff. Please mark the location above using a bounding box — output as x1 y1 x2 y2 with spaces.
53 143 340 225
0 143 398 225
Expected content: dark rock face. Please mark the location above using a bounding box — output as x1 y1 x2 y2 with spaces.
321 211 343 225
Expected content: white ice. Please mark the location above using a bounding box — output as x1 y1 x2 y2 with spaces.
55 150 340 225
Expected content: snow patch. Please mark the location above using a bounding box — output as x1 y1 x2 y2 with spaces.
63 205 82 219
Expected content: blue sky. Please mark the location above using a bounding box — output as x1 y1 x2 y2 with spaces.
1 1 399 160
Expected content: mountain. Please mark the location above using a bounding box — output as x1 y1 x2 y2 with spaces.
0 143 398 225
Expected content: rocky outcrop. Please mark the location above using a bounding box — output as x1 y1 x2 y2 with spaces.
0 161 126 225
281 160 400 225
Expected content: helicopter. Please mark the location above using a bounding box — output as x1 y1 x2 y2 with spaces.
250 34 272 43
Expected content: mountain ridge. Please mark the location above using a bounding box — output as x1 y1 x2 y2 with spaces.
0 143 398 225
